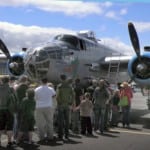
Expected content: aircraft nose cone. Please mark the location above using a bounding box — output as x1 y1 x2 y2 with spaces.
136 63 147 74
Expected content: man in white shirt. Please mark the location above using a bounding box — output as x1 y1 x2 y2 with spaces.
34 78 56 142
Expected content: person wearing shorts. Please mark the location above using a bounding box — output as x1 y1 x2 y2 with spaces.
17 88 36 144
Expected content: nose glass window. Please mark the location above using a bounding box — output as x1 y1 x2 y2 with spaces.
35 50 48 61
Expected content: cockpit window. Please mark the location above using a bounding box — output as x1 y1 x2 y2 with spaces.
35 50 48 61
55 35 78 48
43 46 62 59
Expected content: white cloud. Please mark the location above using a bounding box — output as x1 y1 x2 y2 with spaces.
100 38 134 55
101 1 113 8
0 22 75 52
38 1 103 17
105 7 128 20
0 21 132 55
120 8 127 15
26 9 34 13
105 11 119 20
0 0 103 17
132 22 150 32
0 0 127 19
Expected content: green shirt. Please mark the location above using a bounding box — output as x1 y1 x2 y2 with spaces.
20 97 35 119
16 83 28 104
56 82 75 107
0 84 12 110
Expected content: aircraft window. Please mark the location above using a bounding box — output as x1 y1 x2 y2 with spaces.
47 50 62 59
43 46 63 59
56 51 62 59
84 41 93 51
47 51 56 59
79 39 86 50
44 46 60 51
55 35 78 48
36 50 48 61
54 35 62 40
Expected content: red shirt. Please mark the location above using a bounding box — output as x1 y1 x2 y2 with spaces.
120 87 133 105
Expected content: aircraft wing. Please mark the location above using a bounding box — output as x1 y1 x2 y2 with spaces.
0 53 8 61
99 55 132 71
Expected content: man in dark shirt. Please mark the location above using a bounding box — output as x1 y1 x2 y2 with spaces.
56 74 75 139
14 75 29 140
93 79 110 134
72 78 83 133
0 76 14 147
17 88 35 144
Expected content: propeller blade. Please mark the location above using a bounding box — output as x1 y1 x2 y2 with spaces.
0 39 11 59
128 22 141 59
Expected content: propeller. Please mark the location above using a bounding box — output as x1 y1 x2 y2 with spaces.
0 38 25 76
128 22 150 82
0 39 11 59
128 22 141 61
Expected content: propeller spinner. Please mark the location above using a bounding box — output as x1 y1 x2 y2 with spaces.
0 39 25 76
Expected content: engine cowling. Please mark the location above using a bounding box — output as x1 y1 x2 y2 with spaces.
128 52 150 86
7 53 25 76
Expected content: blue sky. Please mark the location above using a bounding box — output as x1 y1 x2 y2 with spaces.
0 0 150 54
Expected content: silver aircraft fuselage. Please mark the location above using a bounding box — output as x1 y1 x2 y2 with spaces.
24 33 118 82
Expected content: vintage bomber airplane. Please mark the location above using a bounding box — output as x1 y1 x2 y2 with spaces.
0 30 130 83
0 23 149 86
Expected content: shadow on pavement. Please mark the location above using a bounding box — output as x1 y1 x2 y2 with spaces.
69 134 82 139
143 124 150 129
0 143 40 150
84 134 99 138
63 138 82 144
0 146 16 150
100 133 119 138
36 137 82 146
117 126 142 131
94 131 119 138
106 130 120 134
131 109 150 124
37 140 63 146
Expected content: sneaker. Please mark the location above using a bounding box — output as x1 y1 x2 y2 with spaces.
100 130 104 134
87 133 93 136
7 142 13 148
12 140 17 145
73 130 79 134
65 135 69 139
37 138 47 144
57 136 63 141
46 137 56 142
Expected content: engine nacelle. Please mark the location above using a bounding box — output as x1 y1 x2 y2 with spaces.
128 52 150 86
7 53 25 76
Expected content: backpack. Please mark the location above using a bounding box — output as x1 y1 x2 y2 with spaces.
57 82 75 106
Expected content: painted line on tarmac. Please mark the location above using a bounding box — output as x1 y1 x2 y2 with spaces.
110 129 150 136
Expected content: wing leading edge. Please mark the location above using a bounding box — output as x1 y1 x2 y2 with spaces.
100 55 132 71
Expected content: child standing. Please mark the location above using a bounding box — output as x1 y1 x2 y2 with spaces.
17 88 36 144
110 90 120 127
77 92 93 135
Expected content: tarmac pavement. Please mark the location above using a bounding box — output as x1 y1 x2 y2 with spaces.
130 90 150 126
1 123 150 150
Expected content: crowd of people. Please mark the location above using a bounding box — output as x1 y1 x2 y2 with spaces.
0 74 133 148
